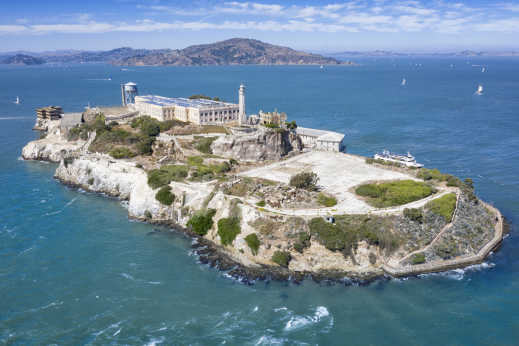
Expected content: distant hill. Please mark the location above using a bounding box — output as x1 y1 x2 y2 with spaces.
114 38 348 66
0 39 349 66
329 50 519 58
1 54 45 65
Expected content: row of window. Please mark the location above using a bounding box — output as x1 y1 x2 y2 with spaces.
200 109 238 117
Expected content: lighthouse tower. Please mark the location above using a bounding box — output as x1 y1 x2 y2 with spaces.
238 83 246 125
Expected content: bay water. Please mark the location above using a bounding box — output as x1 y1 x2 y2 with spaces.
1 59 518 345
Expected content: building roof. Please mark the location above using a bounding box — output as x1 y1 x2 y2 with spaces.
296 127 345 142
135 95 236 109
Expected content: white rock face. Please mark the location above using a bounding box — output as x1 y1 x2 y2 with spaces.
54 154 145 199
22 119 86 162
22 139 85 162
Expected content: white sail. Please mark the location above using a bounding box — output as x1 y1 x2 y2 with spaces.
14 96 20 104
475 84 483 95
401 78 406 86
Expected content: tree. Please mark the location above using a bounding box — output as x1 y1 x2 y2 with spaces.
289 172 319 191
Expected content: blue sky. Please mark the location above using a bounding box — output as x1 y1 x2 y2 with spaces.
1 0 518 52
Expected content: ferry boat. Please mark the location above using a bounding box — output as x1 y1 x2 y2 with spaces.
373 149 423 168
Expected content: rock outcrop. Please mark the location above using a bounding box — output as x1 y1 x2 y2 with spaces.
22 119 86 162
211 128 303 161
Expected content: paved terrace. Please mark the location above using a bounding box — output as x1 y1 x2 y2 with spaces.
239 151 450 216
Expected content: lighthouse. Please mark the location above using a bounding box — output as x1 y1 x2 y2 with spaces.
239 83 246 125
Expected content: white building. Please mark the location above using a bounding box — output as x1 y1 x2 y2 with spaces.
296 127 345 152
133 95 240 125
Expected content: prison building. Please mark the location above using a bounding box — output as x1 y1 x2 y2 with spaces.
296 127 346 152
133 95 240 125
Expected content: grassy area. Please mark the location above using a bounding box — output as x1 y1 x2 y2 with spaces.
317 193 337 207
244 233 260 255
187 209 217 236
194 136 218 154
309 215 401 259
425 193 457 222
186 155 231 181
403 208 423 223
109 147 136 159
248 217 282 236
256 200 266 207
355 180 435 208
147 165 189 189
411 253 426 265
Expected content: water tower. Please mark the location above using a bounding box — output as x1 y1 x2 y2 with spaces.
121 82 138 106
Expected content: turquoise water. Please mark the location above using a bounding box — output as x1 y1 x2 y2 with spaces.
1 60 518 345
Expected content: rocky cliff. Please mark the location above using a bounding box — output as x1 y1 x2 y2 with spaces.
211 128 303 161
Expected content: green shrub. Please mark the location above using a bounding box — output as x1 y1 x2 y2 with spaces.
217 217 241 246
317 193 337 207
365 157 375 164
289 172 319 191
63 157 75 167
109 147 136 159
464 178 474 189
403 208 423 223
293 232 311 253
285 120 297 130
88 178 94 185
147 165 189 188
256 200 266 207
263 122 279 129
426 193 457 222
445 174 462 187
411 253 426 265
155 186 175 205
144 210 152 220
271 251 291 267
136 136 154 155
355 180 435 208
245 233 260 255
187 209 217 236
195 136 217 154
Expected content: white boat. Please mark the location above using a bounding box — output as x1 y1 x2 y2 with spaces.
475 84 483 95
401 78 407 86
373 149 423 168
320 65 324 69
14 96 20 104
481 67 486 73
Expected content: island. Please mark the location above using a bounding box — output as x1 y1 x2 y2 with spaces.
2 38 353 66
22 83 504 284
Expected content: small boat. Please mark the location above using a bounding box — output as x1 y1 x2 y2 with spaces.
373 150 423 168
14 96 20 104
481 67 486 73
320 65 324 70
475 84 483 95
401 78 407 86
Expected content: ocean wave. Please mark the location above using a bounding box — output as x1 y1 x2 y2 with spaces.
418 262 495 281
283 306 332 332
254 335 287 345
144 336 165 345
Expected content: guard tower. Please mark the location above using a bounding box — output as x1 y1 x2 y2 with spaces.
121 82 138 106
238 83 246 125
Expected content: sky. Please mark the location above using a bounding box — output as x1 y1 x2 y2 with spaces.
1 0 519 53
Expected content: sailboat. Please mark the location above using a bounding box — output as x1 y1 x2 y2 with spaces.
401 78 407 86
14 96 20 104
475 84 483 95
481 67 486 73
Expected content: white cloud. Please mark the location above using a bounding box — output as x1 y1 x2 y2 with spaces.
2 1 519 36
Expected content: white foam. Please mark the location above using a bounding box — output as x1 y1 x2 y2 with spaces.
121 273 135 281
283 306 331 332
145 336 165 346
254 335 286 345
